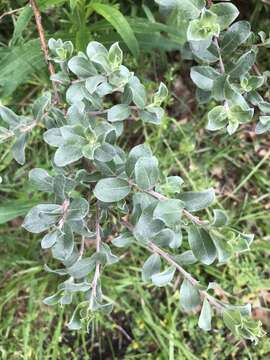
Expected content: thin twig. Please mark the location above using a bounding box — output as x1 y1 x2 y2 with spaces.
90 207 101 307
29 0 60 103
120 218 223 311
0 7 24 21
148 242 223 310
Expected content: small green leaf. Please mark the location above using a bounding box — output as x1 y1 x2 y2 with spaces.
68 56 97 78
29 168 54 192
107 104 131 122
179 278 201 312
229 50 256 79
188 225 217 265
142 253 161 282
207 105 228 131
67 255 97 279
54 145 83 167
94 178 131 202
221 21 251 54
135 156 159 190
212 209 228 227
210 2 239 30
198 298 212 331
22 204 61 233
153 199 183 227
108 42 123 68
128 76 146 108
179 188 215 212
112 232 134 248
41 230 59 249
190 66 219 91
151 266 175 287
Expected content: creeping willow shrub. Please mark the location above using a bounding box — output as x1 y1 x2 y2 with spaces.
155 0 270 134
0 38 265 341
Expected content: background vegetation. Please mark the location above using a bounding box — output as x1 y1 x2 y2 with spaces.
0 0 270 358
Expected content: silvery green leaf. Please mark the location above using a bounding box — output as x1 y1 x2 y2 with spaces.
67 255 97 279
188 225 217 265
128 76 146 109
107 104 131 122
100 243 119 264
44 264 67 276
234 233 254 253
43 291 62 306
53 174 76 203
85 75 106 94
67 304 83 330
59 279 90 293
179 188 215 212
54 145 83 167
68 56 97 78
229 50 256 79
108 42 123 68
94 143 116 162
221 21 251 54
190 66 219 91
255 120 270 134
139 106 164 125
133 210 163 243
29 168 54 192
212 75 227 102
66 83 85 104
82 143 98 160
228 105 254 124
179 278 201 311
258 101 270 113
198 298 212 331
50 71 70 85
169 229 182 249
153 228 175 247
173 250 197 265
94 177 131 202
187 11 219 43
112 232 134 248
22 204 61 233
153 82 168 105
0 106 20 127
207 105 228 131
151 266 175 287
156 0 205 19
32 93 51 121
43 128 64 147
52 224 74 261
210 2 239 30
0 126 14 143
212 209 229 227
87 41 108 60
126 144 152 177
190 40 219 63
41 229 59 249
134 156 159 190
227 119 239 135
153 199 183 227
142 253 161 282
12 133 29 165
66 198 89 221
210 231 231 263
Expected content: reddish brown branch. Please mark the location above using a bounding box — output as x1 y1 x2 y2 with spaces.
29 0 60 103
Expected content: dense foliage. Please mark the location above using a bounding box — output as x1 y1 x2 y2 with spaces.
0 0 269 357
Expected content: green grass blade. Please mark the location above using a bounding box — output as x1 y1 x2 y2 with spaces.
91 3 139 58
